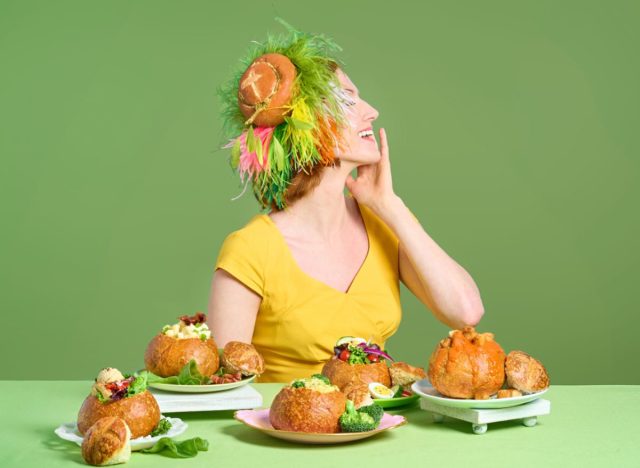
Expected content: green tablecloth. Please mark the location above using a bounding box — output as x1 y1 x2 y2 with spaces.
1 382 637 467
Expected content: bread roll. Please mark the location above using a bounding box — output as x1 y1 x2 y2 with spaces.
341 382 374 409
237 53 297 127
81 417 131 466
77 391 160 439
221 341 265 376
389 361 427 387
497 389 523 398
505 350 550 393
144 334 219 378
269 386 346 433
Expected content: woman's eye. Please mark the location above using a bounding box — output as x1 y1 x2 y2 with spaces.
344 98 357 106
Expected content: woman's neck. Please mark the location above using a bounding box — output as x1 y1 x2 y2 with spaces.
276 162 359 241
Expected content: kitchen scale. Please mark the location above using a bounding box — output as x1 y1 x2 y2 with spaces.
412 379 551 434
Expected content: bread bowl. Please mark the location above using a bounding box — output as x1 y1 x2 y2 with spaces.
269 376 347 433
81 416 131 466
144 313 219 378
428 327 506 399
77 368 161 439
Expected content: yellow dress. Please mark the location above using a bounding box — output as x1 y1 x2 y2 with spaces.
214 203 402 382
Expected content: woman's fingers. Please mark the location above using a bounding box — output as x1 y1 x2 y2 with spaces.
379 127 390 166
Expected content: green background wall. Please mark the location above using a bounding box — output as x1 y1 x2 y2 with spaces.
1 0 638 383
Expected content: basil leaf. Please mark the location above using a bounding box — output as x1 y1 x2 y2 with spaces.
141 437 209 458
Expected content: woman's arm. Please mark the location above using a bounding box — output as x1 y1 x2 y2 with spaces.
378 196 484 329
346 128 484 329
207 269 261 347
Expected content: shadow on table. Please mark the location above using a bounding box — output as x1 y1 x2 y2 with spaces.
38 426 84 465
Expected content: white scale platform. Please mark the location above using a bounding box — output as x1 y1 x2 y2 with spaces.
420 398 551 434
150 385 263 413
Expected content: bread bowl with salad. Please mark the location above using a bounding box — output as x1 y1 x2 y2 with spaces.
270 375 347 433
269 374 386 434
77 368 161 439
144 313 219 378
322 337 426 406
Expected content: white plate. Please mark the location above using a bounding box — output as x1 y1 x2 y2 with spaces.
411 379 549 409
54 416 187 451
148 374 256 393
234 409 406 444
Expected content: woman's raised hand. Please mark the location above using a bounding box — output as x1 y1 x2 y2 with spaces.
345 128 398 214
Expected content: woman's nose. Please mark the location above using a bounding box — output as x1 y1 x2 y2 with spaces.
362 100 379 121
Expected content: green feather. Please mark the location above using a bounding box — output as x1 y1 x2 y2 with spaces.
246 127 257 153
284 116 314 131
272 136 285 172
230 139 241 169
218 18 346 209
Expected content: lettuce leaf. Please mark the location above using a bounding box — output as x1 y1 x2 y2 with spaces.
147 360 210 385
150 418 172 437
126 371 148 396
141 437 208 458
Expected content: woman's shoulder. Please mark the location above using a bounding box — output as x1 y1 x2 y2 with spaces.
227 213 272 238
215 214 275 296
358 202 399 249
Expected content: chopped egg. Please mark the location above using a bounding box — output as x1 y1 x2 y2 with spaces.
368 382 394 399
162 320 211 340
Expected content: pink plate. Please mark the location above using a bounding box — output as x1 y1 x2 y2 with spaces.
234 408 406 444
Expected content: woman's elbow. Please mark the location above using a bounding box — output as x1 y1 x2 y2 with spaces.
460 296 485 327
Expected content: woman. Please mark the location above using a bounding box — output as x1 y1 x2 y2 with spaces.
208 21 484 382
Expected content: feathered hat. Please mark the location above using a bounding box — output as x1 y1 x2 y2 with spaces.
218 18 351 210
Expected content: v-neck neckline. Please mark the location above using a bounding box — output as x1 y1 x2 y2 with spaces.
261 200 371 296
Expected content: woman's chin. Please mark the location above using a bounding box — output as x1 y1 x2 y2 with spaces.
339 151 381 166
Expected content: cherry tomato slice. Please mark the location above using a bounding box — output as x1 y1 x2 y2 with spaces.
339 349 351 361
367 354 380 363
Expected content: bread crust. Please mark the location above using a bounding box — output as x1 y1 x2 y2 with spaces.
144 333 219 377
238 53 297 127
389 361 427 387
497 388 523 399
321 357 391 391
269 387 346 433
428 327 506 399
221 341 265 376
81 416 130 466
77 391 161 439
505 350 550 393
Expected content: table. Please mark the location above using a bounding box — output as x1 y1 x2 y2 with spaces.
1 382 638 467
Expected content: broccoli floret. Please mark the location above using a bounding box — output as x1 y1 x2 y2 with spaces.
357 404 384 425
311 374 330 385
291 380 305 388
339 400 376 432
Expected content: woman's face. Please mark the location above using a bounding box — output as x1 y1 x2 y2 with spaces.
334 68 380 165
